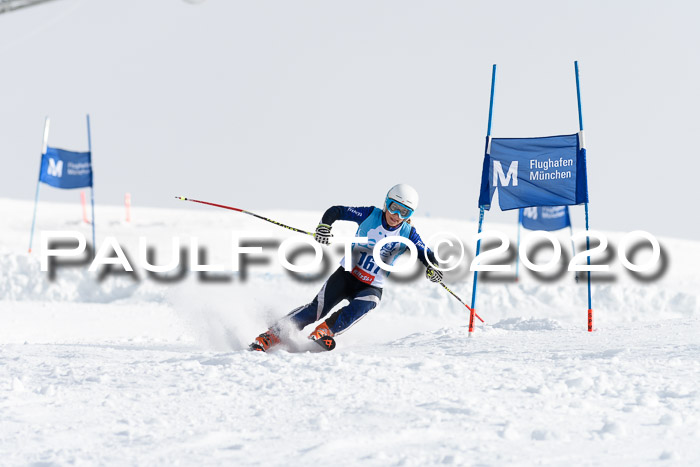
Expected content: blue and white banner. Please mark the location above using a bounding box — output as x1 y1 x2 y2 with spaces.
478 133 588 211
39 146 93 189
520 206 571 231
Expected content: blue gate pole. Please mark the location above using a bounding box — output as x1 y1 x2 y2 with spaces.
28 117 50 254
515 210 522 281
469 64 496 334
575 61 593 331
87 114 96 259
569 224 579 283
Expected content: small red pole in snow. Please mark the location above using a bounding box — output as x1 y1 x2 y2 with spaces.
588 309 593 332
125 193 131 223
80 190 90 224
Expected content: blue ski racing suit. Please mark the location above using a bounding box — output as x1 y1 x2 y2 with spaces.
275 205 438 336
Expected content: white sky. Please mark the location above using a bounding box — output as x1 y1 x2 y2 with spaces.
1 0 698 240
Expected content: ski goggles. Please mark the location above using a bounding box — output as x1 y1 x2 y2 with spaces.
385 198 414 219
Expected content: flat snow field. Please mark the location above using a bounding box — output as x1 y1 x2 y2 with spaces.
1 199 699 466
1 316 699 466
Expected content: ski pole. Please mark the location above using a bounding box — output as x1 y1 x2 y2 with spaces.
440 283 484 323
175 196 314 236
179 196 482 322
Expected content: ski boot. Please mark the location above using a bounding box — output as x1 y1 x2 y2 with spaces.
308 322 334 340
248 330 281 352
308 322 336 351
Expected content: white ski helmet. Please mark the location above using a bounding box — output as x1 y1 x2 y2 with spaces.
384 183 419 219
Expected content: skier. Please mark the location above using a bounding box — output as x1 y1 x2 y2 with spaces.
249 183 443 352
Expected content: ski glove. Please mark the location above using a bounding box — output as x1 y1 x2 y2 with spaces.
426 266 443 283
314 223 332 245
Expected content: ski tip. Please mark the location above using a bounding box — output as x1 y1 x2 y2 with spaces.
175 196 187 201
313 336 336 351
248 343 265 352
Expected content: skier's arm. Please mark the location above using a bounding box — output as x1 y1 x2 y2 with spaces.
409 227 439 268
409 227 444 283
314 206 374 245
321 206 374 225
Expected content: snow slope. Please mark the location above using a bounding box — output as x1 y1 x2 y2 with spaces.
1 198 699 466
